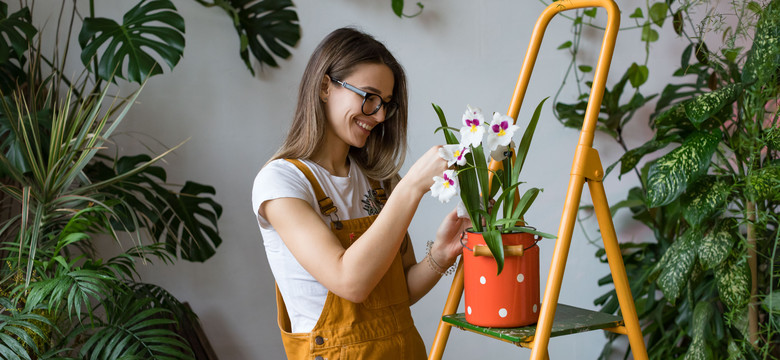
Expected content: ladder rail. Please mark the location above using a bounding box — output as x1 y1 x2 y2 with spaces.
429 0 649 359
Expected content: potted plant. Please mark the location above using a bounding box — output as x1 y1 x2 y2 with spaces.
429 100 556 328
551 0 779 357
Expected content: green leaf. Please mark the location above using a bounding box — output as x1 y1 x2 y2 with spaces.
432 103 458 145
578 65 593 73
79 0 185 83
583 8 598 18
483 229 505 275
641 23 659 42
649 2 668 27
682 301 715 360
742 0 780 87
231 0 301 73
607 136 676 179
673 10 684 35
697 219 736 270
654 228 697 304
512 97 547 183
749 163 780 201
681 176 730 226
557 40 572 50
0 6 36 64
646 131 720 207
763 291 780 313
629 7 644 19
628 63 649 88
683 83 741 127
392 0 404 17
695 42 710 64
714 253 751 309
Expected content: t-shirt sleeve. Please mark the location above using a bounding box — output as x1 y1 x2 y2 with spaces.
251 160 314 229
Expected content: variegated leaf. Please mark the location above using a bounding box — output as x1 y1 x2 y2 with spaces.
683 301 715 360
646 131 720 207
742 0 780 87
681 176 730 227
715 254 751 309
749 163 780 201
683 83 741 127
698 219 736 270
656 229 697 304
606 136 676 178
652 103 686 130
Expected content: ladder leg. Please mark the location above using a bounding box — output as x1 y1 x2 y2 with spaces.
428 261 465 360
529 174 586 360
588 180 648 360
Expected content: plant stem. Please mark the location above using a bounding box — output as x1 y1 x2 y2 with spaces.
747 199 759 348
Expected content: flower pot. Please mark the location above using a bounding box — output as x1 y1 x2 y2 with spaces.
463 231 540 327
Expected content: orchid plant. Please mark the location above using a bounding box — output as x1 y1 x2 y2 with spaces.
431 99 556 274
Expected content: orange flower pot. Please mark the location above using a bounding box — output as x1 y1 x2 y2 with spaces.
463 231 540 328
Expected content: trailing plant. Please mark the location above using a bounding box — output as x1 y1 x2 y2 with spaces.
549 0 780 358
429 100 556 274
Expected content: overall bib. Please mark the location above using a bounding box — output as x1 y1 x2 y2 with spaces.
275 159 427 360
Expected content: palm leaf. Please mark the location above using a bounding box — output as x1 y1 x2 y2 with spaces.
78 0 185 83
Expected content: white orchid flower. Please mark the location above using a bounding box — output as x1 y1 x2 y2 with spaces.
460 105 485 148
490 140 516 162
485 112 519 152
431 169 460 203
438 144 471 166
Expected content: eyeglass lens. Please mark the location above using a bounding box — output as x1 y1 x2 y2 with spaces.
363 94 397 118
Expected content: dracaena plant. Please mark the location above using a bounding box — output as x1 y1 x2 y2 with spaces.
430 99 556 274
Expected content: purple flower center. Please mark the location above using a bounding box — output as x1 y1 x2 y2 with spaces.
492 121 509 133
443 173 455 185
465 119 480 127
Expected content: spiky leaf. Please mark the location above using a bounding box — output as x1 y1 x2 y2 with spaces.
714 254 751 309
79 0 185 83
697 219 736 270
681 176 730 227
646 131 720 207
654 228 697 304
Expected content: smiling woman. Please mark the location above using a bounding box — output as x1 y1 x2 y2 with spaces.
251 27 471 359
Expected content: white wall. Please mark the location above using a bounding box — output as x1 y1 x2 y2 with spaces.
33 0 689 358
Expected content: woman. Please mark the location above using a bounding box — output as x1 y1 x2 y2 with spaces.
252 27 468 359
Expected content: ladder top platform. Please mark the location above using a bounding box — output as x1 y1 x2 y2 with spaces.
441 304 624 346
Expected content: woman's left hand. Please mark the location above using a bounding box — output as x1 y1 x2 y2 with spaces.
431 207 471 266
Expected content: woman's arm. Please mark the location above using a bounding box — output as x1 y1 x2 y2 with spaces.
403 208 470 304
262 146 448 303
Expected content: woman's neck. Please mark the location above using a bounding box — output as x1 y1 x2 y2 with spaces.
310 142 351 177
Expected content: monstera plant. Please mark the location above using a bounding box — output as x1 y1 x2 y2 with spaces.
550 0 779 358
0 0 298 358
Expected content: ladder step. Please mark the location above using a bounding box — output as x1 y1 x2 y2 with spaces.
441 304 624 346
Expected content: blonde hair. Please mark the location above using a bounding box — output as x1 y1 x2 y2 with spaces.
270 27 408 180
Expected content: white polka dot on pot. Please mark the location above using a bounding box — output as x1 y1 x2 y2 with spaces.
498 308 507 318
467 306 472 315
516 273 524 283
479 276 486 284
533 304 538 313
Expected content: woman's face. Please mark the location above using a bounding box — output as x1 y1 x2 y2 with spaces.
322 62 395 149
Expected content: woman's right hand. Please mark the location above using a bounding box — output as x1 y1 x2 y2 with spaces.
401 145 449 196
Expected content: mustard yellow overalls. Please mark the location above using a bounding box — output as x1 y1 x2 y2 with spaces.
275 159 427 360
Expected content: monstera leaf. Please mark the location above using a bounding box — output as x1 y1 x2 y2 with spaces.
230 0 300 74
78 0 185 83
0 4 36 64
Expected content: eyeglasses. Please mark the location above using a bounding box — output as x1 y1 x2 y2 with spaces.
330 78 398 119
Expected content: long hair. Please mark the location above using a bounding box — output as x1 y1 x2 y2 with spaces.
270 27 408 180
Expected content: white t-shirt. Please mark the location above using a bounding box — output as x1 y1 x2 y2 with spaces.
251 158 380 333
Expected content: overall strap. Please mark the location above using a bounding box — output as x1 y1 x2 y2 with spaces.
285 159 337 217
368 178 388 205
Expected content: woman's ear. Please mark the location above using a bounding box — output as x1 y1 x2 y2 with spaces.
320 74 331 102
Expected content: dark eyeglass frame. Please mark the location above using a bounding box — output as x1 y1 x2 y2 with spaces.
330 78 398 118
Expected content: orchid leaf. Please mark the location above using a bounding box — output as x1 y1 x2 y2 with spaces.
510 187 541 220
432 103 458 144
501 226 556 239
79 0 185 83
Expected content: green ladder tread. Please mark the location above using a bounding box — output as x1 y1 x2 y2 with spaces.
441 304 624 345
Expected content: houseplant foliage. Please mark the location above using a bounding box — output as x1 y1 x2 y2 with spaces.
550 0 779 358
431 100 555 275
0 0 304 357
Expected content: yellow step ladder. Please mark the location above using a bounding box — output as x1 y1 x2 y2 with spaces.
428 1 649 359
